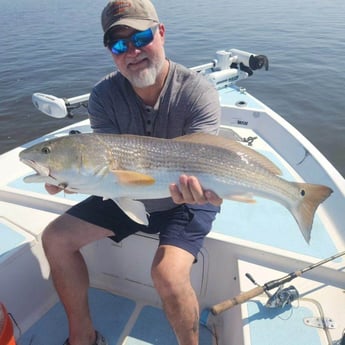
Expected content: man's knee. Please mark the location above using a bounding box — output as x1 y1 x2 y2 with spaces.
41 214 76 254
152 265 185 298
151 262 174 289
151 246 194 297
42 219 61 251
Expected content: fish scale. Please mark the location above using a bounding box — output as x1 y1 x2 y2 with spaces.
112 137 247 180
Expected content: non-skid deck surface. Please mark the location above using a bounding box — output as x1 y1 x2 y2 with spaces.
18 288 213 345
244 301 322 345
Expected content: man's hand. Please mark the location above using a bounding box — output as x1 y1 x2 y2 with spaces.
169 175 222 206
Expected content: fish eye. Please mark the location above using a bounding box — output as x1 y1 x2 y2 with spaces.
41 146 51 154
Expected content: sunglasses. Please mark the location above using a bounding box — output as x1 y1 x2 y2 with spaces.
108 25 159 55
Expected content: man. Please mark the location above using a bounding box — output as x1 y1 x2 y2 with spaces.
42 0 222 344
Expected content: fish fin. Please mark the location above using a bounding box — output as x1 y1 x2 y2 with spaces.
290 182 333 243
24 174 53 184
113 198 149 225
111 170 155 186
224 194 256 204
175 133 282 176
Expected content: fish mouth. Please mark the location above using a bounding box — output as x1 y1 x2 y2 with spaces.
20 159 53 182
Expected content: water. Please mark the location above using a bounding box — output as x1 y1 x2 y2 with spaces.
1 0 345 176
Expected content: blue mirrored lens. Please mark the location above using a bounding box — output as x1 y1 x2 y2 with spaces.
109 26 156 55
132 28 154 48
111 40 128 55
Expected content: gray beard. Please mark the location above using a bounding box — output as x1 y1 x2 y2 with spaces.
130 70 157 88
128 59 165 88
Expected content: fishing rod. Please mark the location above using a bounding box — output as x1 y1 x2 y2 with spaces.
211 250 345 315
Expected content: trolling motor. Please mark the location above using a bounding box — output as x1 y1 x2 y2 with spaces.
32 92 89 118
193 49 269 89
230 48 269 73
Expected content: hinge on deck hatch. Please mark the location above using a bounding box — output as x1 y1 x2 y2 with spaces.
304 317 337 329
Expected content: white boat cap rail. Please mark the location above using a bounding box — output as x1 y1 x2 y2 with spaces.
32 49 268 119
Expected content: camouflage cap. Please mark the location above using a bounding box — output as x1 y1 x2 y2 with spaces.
102 0 159 46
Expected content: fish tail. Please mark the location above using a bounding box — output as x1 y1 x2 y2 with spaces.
290 182 333 243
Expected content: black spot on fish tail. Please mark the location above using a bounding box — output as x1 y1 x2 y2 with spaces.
290 182 333 243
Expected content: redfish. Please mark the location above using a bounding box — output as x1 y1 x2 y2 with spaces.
19 133 333 243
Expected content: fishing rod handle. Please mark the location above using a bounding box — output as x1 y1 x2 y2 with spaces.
211 286 264 315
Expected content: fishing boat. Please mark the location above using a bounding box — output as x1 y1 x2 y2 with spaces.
1 49 344 345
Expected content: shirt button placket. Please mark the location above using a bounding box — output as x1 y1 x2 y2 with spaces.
145 107 153 136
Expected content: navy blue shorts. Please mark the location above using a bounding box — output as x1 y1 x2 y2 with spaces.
66 196 219 258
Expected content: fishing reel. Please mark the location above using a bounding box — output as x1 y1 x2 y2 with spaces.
265 285 299 308
245 273 299 309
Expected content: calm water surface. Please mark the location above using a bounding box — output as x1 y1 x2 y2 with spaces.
1 0 345 176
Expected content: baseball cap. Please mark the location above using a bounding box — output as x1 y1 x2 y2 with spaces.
102 0 159 46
